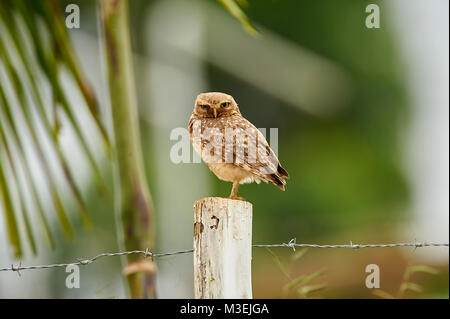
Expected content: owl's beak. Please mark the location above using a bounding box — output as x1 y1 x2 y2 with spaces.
213 108 218 118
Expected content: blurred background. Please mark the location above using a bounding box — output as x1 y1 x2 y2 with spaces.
0 0 448 298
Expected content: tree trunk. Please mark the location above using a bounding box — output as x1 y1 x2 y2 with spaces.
99 0 155 298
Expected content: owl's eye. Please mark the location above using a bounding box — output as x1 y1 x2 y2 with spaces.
200 104 210 110
220 102 230 108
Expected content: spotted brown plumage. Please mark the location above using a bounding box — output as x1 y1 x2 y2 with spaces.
188 92 289 199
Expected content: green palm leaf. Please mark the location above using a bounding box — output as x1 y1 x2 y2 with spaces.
0 0 110 257
217 0 259 36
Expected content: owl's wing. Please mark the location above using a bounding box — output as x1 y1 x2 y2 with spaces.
231 118 290 190
189 116 225 164
189 114 289 190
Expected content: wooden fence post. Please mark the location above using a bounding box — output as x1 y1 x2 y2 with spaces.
193 197 253 299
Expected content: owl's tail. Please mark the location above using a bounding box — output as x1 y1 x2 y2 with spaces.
277 165 290 179
268 164 290 191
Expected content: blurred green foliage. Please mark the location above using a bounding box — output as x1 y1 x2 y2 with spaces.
207 0 410 242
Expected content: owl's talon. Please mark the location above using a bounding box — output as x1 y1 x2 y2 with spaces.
229 196 245 201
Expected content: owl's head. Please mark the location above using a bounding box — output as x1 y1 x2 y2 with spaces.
193 92 240 118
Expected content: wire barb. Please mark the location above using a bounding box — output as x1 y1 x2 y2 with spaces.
0 240 447 273
10 262 22 277
287 238 297 251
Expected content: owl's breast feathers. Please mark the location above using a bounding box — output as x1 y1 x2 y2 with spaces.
188 114 289 190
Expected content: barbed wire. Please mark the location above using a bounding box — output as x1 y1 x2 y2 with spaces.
0 239 448 274
252 238 450 250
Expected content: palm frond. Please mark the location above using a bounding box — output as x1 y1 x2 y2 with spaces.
0 120 37 256
0 0 110 257
217 0 259 36
0 155 22 258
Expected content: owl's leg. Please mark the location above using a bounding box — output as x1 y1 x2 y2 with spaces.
229 181 244 200
230 181 239 197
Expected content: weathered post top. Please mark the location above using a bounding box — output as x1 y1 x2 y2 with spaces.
193 197 253 299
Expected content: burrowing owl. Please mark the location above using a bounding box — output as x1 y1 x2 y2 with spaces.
188 92 289 199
